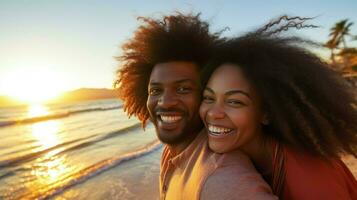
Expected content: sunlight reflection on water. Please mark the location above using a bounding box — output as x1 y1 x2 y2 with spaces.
26 104 73 194
31 120 60 150
27 104 49 118
31 149 72 185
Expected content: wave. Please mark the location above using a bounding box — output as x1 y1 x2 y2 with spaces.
0 123 141 168
19 140 162 200
0 105 122 128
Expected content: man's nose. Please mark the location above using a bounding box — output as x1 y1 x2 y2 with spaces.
158 91 179 108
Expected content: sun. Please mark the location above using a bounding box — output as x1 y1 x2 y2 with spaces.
1 68 65 103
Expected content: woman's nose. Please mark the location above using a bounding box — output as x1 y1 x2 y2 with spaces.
207 104 225 119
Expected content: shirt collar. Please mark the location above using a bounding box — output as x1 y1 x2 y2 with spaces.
168 129 206 168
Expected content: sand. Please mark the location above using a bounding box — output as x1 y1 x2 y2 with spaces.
52 148 357 200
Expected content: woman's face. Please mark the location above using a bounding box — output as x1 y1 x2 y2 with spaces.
199 63 265 154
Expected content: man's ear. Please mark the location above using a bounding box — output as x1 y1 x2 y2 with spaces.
261 113 270 125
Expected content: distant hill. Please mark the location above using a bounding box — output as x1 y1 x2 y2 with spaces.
0 95 23 107
51 88 118 103
0 88 118 107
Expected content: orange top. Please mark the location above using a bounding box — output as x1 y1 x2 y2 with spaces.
272 143 357 200
160 129 278 200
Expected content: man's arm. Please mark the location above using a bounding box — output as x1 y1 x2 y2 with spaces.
200 166 278 200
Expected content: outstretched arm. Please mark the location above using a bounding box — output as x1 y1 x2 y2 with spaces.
200 166 278 200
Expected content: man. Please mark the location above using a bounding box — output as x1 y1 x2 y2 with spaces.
115 13 277 200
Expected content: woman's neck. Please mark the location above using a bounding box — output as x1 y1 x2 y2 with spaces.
241 134 273 180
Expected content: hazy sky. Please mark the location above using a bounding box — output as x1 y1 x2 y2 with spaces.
1 0 356 97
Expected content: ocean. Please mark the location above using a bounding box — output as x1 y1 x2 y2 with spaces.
0 99 162 199
1 98 356 200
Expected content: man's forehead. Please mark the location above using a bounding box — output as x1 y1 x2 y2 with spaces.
149 61 200 83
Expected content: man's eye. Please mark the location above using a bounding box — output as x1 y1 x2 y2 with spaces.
149 88 161 95
177 87 191 94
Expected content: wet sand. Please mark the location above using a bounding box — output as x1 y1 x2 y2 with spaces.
53 148 357 200
54 147 162 200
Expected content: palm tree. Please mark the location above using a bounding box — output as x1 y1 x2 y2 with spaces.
332 19 353 48
325 38 339 64
326 19 354 65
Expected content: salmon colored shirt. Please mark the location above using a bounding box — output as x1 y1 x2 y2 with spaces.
272 142 357 200
160 129 278 200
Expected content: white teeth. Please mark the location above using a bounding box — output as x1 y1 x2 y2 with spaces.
160 115 182 123
208 124 232 135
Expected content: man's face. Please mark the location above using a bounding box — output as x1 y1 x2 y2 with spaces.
147 61 202 145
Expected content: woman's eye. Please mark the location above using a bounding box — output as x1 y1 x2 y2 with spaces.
227 99 244 106
202 95 214 103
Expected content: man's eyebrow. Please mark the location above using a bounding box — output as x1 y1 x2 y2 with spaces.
148 82 161 85
149 79 196 85
174 79 196 84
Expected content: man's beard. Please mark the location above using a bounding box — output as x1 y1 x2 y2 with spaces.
155 117 203 145
156 126 192 145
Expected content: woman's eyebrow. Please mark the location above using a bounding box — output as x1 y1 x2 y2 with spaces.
225 90 251 99
204 87 251 99
204 87 214 93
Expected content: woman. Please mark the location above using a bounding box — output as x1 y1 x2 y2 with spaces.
199 33 357 199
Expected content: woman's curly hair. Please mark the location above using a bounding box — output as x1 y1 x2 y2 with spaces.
114 12 220 125
202 24 357 159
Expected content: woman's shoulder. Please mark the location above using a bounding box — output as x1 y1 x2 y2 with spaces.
282 145 357 199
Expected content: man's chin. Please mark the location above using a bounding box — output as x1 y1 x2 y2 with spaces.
157 132 183 145
153 121 201 145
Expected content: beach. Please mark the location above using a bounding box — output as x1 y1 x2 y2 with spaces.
53 146 162 200
0 98 356 200
0 99 161 199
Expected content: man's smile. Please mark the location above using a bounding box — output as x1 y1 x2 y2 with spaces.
159 115 183 123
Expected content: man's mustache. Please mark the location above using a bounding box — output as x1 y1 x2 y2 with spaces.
154 108 185 113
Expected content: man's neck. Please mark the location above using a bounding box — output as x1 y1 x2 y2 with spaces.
168 130 201 156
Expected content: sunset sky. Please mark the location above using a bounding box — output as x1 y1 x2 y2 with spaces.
1 0 356 102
